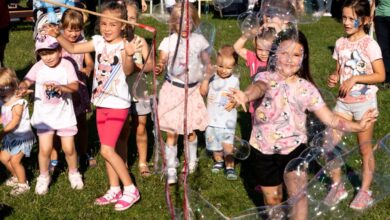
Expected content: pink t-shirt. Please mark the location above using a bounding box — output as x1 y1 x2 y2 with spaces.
246 50 267 78
246 50 268 114
25 59 78 130
333 35 382 103
250 72 325 155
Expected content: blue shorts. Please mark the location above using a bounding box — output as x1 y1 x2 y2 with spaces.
334 97 378 120
205 126 235 152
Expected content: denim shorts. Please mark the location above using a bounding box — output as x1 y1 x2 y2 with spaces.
205 126 235 152
334 97 378 120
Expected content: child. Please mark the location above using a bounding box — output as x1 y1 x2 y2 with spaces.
234 28 276 80
18 34 84 195
49 9 95 171
227 29 378 219
45 1 142 211
199 45 240 180
0 67 36 196
115 0 154 177
325 0 385 210
155 3 209 184
234 28 276 116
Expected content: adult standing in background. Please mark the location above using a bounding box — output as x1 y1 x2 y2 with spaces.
372 0 390 85
0 0 10 67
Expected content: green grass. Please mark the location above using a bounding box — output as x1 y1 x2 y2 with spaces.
1 15 390 219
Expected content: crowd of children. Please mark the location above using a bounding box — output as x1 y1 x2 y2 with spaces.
0 0 385 215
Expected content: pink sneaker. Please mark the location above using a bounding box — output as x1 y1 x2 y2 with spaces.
95 190 122 206
114 188 140 211
324 183 348 206
349 190 374 210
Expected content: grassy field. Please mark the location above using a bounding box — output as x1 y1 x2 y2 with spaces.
1 13 390 220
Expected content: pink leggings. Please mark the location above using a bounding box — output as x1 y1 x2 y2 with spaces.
96 107 128 147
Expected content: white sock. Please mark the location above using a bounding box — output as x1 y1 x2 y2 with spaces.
123 184 136 193
188 137 198 164
110 186 121 193
165 145 178 169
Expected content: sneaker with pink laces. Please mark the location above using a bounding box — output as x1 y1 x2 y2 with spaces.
324 182 348 206
35 175 51 195
95 190 122 205
114 188 140 211
349 190 374 210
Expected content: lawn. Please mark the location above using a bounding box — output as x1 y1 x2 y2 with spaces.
1 12 390 220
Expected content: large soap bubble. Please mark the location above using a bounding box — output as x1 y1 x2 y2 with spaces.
294 0 326 24
212 133 251 160
151 4 170 24
213 0 234 11
237 11 261 38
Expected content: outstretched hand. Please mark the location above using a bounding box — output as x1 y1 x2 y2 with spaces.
16 85 33 97
224 88 248 112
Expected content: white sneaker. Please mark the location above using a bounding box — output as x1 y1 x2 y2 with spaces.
68 172 84 190
10 182 30 196
35 175 51 195
5 176 18 187
167 168 177 185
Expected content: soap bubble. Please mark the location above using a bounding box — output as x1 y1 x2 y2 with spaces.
151 4 170 24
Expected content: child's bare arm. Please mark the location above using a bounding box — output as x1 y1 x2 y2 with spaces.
339 59 385 97
45 24 95 54
16 80 34 97
2 104 23 134
137 37 153 72
327 62 340 88
81 52 94 77
53 81 79 94
155 51 168 75
233 34 250 60
199 65 215 96
314 105 377 132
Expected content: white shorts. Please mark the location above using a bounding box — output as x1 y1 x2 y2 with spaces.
334 97 378 120
205 126 235 152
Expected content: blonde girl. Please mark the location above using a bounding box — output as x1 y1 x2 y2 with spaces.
155 3 209 184
0 67 35 196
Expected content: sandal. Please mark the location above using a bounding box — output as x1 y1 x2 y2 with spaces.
138 163 151 177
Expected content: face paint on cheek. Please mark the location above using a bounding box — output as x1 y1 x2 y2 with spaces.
354 19 359 28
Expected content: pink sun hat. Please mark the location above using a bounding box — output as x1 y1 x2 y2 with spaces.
35 34 60 52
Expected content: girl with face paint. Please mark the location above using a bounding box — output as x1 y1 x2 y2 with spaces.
325 0 385 210
226 29 378 219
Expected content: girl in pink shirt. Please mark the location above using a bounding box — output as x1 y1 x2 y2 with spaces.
227 29 378 219
326 0 385 210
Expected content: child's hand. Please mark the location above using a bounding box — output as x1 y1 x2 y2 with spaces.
155 62 165 75
16 86 33 97
124 36 142 57
41 23 60 38
243 27 259 39
203 64 215 79
327 74 339 88
225 88 248 112
358 108 378 131
338 76 356 98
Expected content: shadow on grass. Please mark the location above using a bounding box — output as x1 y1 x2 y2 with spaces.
0 204 13 220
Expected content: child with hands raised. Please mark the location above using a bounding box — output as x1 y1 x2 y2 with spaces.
45 1 143 211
